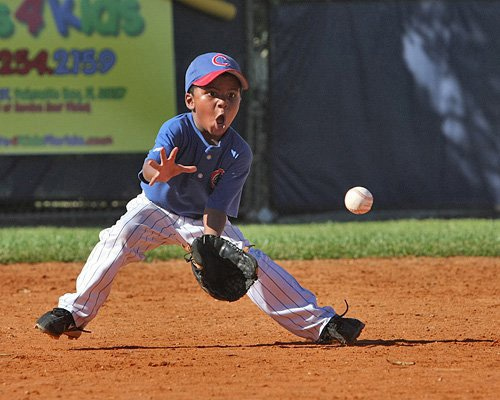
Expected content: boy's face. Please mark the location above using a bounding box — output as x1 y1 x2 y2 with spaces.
185 73 242 142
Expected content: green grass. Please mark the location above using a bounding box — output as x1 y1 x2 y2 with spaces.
0 219 498 264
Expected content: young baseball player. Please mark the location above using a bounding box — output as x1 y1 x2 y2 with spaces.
35 52 365 345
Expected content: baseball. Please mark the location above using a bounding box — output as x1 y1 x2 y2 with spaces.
344 186 373 214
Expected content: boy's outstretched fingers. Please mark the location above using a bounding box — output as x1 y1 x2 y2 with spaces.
179 164 197 174
167 146 178 161
168 147 198 175
148 147 197 186
160 146 169 163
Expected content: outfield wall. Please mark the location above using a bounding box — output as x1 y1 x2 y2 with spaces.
268 0 500 215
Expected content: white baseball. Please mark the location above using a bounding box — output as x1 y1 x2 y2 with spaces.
344 186 373 214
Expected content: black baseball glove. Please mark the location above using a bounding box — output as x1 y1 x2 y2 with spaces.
186 234 258 302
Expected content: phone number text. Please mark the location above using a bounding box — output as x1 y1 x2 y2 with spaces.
0 48 116 75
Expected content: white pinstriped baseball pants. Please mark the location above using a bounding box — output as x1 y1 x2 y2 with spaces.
59 193 335 341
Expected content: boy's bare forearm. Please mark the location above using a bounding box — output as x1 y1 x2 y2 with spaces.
203 208 227 236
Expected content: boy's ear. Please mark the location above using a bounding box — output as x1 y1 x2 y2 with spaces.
185 92 195 111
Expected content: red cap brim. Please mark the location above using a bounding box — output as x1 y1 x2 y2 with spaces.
192 69 249 90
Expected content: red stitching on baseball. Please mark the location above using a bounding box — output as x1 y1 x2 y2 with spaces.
353 188 372 200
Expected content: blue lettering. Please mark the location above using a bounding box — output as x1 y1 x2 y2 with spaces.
0 137 12 146
45 135 63 145
49 0 81 37
0 88 10 100
68 135 85 145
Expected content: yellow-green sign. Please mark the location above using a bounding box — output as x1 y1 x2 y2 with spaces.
0 0 176 154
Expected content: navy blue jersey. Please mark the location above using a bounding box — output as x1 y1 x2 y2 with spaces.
140 113 252 218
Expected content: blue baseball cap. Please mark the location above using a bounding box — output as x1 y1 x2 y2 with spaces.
185 52 249 93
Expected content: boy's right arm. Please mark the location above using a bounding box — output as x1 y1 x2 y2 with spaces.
142 147 197 186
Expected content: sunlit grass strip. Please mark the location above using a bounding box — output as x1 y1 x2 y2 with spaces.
0 219 498 264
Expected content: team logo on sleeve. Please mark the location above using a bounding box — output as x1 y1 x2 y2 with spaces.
210 168 225 189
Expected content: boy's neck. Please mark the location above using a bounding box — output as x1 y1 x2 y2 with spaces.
203 132 221 145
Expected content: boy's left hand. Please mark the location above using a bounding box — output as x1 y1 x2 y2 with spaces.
147 147 197 186
187 234 258 302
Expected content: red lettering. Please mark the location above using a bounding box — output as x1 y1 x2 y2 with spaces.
15 0 44 36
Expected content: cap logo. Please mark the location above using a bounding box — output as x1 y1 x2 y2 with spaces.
212 54 230 67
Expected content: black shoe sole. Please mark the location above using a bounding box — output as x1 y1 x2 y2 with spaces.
34 323 81 340
346 322 365 345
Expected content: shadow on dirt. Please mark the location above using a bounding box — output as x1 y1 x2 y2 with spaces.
69 337 496 351
355 338 496 347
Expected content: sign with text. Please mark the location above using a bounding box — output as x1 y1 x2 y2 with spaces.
0 0 176 154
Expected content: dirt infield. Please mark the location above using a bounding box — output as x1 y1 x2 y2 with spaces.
1 257 498 399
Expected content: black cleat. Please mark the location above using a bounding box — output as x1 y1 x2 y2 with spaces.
35 308 88 340
317 302 365 345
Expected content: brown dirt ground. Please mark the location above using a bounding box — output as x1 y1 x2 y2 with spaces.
0 257 499 400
